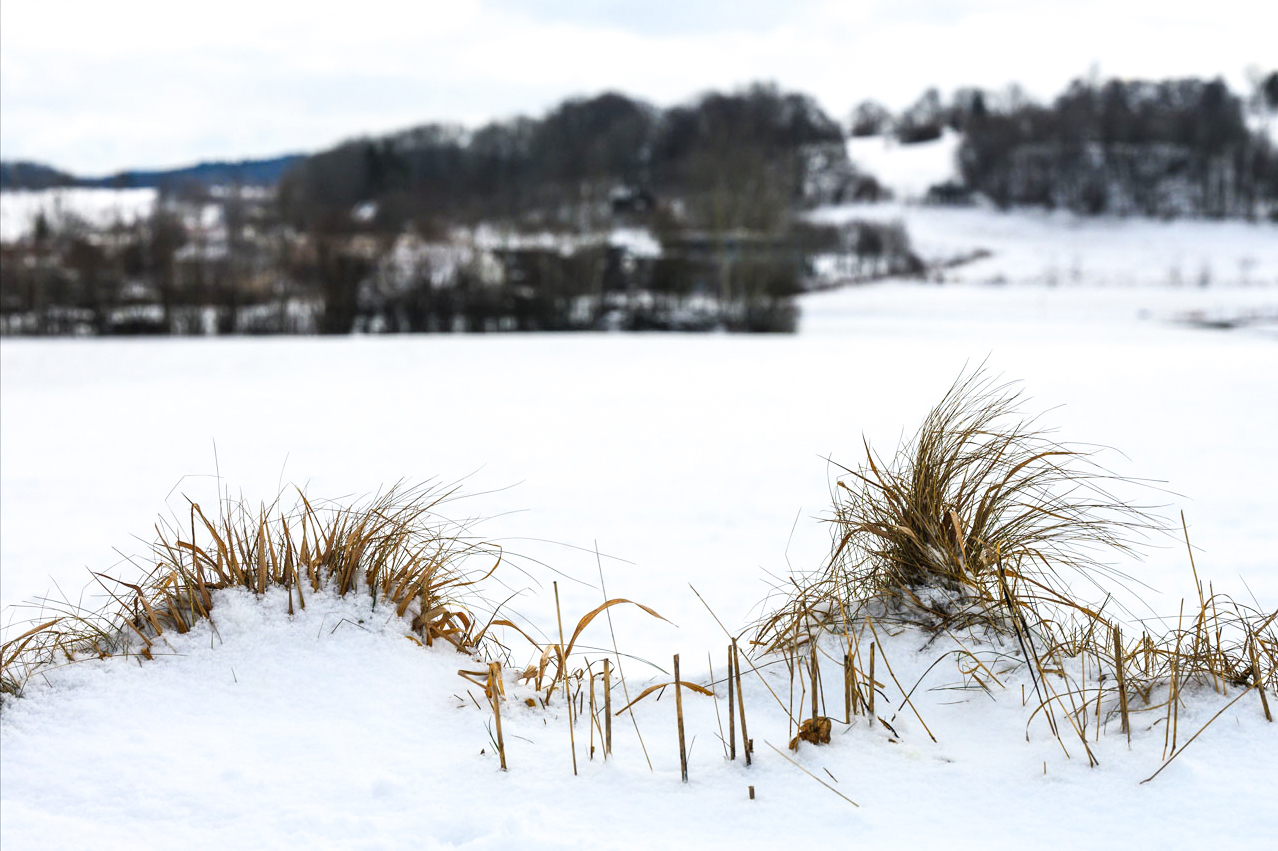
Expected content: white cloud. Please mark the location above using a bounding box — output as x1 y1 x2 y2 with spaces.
1 0 1271 174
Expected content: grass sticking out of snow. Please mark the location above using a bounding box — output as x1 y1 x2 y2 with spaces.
2 481 510 699
753 367 1276 769
1 374 1272 838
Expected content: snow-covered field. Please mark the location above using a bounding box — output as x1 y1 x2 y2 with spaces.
815 202 1278 295
3 211 1277 847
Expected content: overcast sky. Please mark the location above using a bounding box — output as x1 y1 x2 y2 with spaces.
2 0 1273 175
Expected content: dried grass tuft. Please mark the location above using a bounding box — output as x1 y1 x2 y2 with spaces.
760 368 1163 650
2 482 507 699
755 367 1276 758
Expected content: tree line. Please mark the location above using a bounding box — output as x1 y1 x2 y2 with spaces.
3 84 922 337
954 75 1278 217
277 83 853 233
4 72 1274 337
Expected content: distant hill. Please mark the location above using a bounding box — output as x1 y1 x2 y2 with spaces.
0 154 306 191
0 161 77 190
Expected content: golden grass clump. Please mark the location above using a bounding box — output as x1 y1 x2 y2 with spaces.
754 368 1275 760
2 482 507 699
761 368 1163 647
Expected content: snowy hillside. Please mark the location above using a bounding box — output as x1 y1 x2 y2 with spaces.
0 187 157 242
845 131 960 200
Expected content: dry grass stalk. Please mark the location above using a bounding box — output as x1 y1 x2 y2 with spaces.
674 654 688 782
1250 632 1273 722
615 678 713 713
489 661 507 770
810 646 820 722
764 741 859 808
843 653 852 723
866 622 937 743
733 640 752 766
603 658 613 756
727 645 737 760
553 582 578 777
1141 686 1252 784
1114 624 1130 742
868 643 876 715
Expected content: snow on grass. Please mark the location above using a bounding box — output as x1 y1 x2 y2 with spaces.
0 187 157 242
2 210 1277 847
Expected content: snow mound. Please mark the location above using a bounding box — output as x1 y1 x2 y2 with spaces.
3 585 1274 849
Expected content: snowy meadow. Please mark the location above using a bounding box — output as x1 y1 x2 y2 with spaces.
2 204 1277 849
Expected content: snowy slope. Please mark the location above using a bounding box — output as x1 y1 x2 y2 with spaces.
846 131 960 200
812 202 1278 293
0 187 157 242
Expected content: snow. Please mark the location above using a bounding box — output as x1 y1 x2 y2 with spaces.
608 226 662 259
467 223 663 260
3 210 1278 847
846 131 961 200
812 202 1278 293
0 187 157 242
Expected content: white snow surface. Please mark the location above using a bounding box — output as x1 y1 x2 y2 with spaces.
846 131 961 200
0 187 157 242
812 202 1278 293
3 211 1278 848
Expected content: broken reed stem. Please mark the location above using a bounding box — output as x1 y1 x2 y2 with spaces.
810 646 820 722
489 661 507 770
603 658 613 755
868 642 876 716
844 653 852 723
797 655 808 729
1093 651 1102 743
788 644 797 740
1114 624 1130 743
674 654 688 783
1171 601 1184 757
1250 631 1273 722
553 581 577 777
733 640 752 766
1162 655 1177 759
728 644 737 760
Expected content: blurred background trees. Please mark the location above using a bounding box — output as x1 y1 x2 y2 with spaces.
4 73 1275 337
